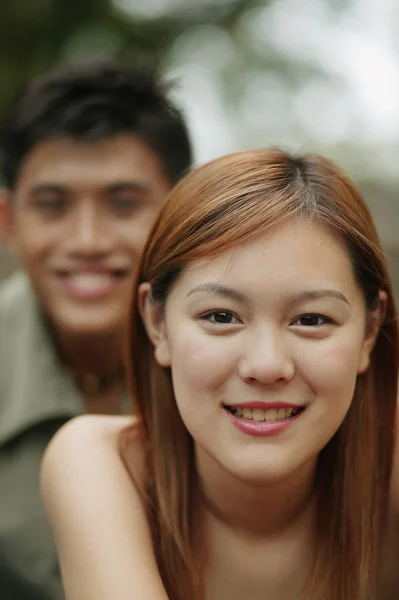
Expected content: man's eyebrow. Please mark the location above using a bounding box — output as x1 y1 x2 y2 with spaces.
106 181 151 194
290 289 351 307
186 283 247 303
30 181 151 195
31 184 66 194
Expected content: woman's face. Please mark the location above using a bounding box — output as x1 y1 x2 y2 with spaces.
144 218 380 484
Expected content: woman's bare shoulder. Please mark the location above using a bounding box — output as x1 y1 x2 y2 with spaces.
40 415 168 599
41 413 144 501
44 413 137 452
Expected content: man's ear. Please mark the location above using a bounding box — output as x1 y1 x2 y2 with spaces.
357 290 387 374
138 282 171 367
0 188 16 249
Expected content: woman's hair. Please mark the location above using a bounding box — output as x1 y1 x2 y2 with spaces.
126 149 398 600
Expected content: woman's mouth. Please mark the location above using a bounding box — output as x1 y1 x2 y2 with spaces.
224 404 305 436
226 406 304 421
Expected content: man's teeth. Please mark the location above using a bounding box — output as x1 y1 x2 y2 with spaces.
230 407 300 421
68 274 114 291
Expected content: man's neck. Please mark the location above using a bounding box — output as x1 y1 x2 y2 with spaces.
83 381 128 415
52 326 129 414
52 326 125 377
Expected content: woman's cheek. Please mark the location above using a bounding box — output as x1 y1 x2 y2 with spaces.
170 327 237 389
296 334 365 398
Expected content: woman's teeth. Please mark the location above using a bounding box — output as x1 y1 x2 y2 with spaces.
229 407 301 421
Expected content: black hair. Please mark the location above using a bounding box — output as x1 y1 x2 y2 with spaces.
0 59 193 188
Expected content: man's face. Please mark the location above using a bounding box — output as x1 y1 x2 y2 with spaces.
0 134 172 337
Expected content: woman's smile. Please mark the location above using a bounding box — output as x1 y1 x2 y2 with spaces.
152 216 372 484
224 402 306 436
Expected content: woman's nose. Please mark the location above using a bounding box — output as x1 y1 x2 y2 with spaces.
237 326 295 384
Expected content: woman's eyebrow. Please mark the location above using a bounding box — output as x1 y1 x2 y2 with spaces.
186 283 247 303
290 289 351 307
186 284 351 307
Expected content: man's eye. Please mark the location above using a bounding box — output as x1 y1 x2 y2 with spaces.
201 311 241 325
110 196 140 212
34 198 66 213
292 314 332 327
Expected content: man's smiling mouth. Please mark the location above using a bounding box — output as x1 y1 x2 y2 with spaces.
54 268 130 298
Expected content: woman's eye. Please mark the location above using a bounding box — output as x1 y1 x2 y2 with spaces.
292 314 332 327
201 311 241 325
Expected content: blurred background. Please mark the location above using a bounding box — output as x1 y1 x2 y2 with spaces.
1 0 399 293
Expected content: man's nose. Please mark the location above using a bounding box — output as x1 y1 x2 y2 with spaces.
238 325 295 385
66 202 112 256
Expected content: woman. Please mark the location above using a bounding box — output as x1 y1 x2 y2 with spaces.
41 149 399 600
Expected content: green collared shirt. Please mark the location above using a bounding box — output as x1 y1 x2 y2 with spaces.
0 273 85 600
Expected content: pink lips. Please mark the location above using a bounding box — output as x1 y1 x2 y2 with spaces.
224 402 304 437
225 402 298 410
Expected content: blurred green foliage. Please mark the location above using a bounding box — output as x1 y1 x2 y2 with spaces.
1 0 399 294
0 0 263 119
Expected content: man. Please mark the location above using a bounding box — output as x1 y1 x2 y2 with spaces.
0 549 52 600
0 59 192 599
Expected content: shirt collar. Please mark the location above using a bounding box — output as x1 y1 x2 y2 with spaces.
0 273 84 446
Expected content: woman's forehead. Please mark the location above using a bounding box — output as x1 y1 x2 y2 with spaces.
172 218 360 300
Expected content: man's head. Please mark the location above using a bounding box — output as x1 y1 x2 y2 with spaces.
0 60 192 338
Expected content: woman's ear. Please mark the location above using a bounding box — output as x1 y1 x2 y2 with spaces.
138 282 171 367
357 290 387 374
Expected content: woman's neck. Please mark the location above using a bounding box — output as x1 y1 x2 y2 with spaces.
196 447 317 537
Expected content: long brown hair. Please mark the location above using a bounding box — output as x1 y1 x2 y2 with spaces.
126 149 398 600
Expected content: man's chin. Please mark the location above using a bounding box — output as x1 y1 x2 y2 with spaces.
48 312 125 341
